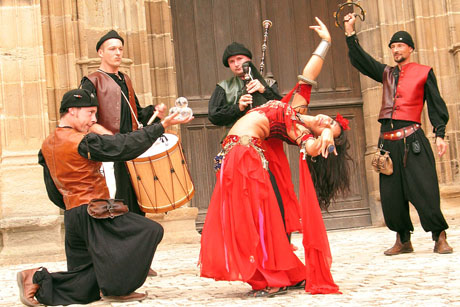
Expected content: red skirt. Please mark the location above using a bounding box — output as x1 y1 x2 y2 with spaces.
262 138 302 234
199 143 305 290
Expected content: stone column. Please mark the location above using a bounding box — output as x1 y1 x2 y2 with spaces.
411 0 460 184
447 0 460 182
0 0 64 264
145 0 178 109
144 0 199 243
75 0 153 106
41 0 79 129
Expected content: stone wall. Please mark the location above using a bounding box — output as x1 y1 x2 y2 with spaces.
0 0 197 265
0 0 64 264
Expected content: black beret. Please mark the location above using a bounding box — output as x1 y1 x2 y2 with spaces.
222 42 252 67
388 31 415 49
59 89 98 113
96 30 124 51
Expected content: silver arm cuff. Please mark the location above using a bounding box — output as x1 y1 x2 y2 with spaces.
312 39 331 60
297 75 317 87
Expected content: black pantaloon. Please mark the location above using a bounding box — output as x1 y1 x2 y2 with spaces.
379 122 448 242
114 161 144 215
33 205 163 306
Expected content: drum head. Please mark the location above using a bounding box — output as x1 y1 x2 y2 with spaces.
137 133 179 158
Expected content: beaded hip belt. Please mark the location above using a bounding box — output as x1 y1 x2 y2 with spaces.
214 135 267 171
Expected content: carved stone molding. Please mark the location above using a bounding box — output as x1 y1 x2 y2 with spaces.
449 43 460 56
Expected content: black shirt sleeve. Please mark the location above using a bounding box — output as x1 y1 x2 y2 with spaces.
208 85 245 126
261 81 283 101
346 35 449 138
425 69 449 138
346 34 387 83
208 80 282 127
78 122 166 161
134 95 155 126
38 150 66 209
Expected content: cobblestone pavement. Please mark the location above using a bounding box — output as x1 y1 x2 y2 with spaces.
1 212 459 307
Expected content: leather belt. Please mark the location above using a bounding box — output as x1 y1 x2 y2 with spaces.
381 124 420 141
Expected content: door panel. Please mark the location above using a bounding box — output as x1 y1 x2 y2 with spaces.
170 0 370 230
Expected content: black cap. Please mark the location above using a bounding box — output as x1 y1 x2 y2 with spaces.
388 31 415 49
222 42 252 67
96 30 124 51
59 89 98 113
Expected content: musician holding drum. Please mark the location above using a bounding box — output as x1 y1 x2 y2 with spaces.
80 30 167 277
80 30 167 217
17 89 193 306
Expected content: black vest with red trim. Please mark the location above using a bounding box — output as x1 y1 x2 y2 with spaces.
380 62 431 123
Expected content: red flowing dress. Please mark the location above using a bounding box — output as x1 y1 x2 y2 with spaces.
199 100 339 294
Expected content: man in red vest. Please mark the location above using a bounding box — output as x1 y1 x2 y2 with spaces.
17 89 192 306
343 13 453 255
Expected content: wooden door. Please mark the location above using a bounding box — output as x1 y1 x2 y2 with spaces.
170 0 371 230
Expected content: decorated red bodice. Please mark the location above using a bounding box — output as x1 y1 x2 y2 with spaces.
248 100 307 145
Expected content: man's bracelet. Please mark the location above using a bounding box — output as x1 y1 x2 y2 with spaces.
312 39 331 60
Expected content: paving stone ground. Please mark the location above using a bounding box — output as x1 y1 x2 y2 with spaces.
1 207 459 307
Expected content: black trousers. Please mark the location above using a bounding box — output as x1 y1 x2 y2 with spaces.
268 169 285 227
33 205 163 306
379 124 448 242
268 168 293 243
114 161 144 215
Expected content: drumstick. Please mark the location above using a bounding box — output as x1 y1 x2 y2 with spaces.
147 110 160 126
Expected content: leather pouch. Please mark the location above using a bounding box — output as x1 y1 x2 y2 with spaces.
87 199 128 219
411 140 421 154
371 148 393 175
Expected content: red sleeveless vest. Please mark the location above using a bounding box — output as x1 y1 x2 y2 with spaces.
380 62 431 123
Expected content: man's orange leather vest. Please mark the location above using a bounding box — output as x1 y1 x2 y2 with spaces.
380 62 431 123
86 71 139 134
41 128 109 210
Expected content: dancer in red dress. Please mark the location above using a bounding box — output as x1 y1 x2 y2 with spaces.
200 17 351 295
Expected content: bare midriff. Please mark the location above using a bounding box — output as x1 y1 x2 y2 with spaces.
227 111 270 140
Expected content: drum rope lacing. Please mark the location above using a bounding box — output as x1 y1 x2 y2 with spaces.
127 134 194 213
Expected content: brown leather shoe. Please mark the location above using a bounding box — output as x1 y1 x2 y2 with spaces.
384 233 414 256
434 231 453 254
148 268 158 277
17 268 40 306
101 291 147 302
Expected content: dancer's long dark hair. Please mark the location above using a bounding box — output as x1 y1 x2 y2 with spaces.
307 128 352 211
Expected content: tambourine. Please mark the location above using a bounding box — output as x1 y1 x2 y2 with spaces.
333 0 366 30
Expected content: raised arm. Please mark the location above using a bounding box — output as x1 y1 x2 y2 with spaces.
343 13 386 82
301 17 331 82
292 17 331 109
